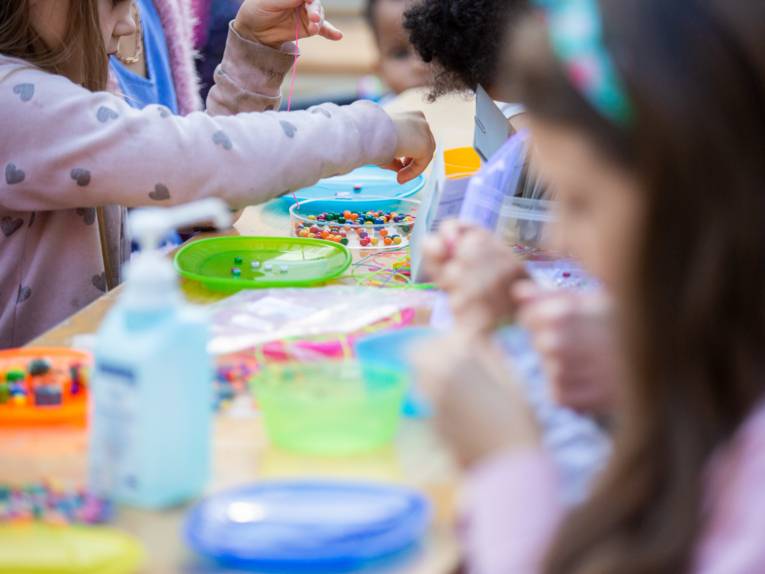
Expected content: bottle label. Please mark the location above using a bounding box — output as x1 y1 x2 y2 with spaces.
89 362 140 498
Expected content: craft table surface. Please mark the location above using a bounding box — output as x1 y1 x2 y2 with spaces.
4 92 476 574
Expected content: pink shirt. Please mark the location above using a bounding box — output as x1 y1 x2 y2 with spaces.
464 402 765 573
0 25 396 347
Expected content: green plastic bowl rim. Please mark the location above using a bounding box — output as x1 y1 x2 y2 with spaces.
173 236 353 290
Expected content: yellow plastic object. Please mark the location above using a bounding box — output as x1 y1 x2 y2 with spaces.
443 147 482 179
0 524 144 574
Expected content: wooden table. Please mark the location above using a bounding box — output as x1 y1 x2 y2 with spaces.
4 92 477 574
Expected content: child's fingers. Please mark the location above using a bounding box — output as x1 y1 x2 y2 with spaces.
378 158 405 173
517 293 574 333
422 235 451 275
319 19 343 40
511 279 544 308
396 157 427 183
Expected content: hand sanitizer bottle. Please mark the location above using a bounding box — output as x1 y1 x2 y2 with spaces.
89 199 232 509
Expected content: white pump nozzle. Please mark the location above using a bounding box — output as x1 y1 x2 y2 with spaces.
129 198 233 252
123 199 234 311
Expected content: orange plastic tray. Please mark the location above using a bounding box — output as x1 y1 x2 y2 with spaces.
0 347 91 428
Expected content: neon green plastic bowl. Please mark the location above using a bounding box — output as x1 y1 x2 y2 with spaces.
250 360 405 455
174 236 352 293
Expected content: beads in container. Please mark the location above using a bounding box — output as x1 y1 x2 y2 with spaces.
0 348 91 427
290 198 418 252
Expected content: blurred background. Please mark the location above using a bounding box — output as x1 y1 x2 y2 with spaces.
290 0 378 105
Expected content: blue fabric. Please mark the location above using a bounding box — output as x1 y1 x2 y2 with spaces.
110 0 178 113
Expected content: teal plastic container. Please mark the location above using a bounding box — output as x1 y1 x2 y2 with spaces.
250 360 405 455
354 328 437 417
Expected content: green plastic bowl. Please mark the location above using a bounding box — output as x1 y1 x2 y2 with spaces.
250 360 405 455
174 236 352 293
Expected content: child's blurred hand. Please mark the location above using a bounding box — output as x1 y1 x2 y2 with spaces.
382 111 436 183
513 281 621 416
423 221 528 334
235 0 343 48
413 333 539 468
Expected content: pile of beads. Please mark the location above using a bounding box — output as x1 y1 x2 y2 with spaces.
230 257 288 278
293 209 416 250
214 358 257 412
0 483 112 525
0 358 87 409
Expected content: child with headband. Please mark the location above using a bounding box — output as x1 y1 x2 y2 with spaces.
417 0 765 571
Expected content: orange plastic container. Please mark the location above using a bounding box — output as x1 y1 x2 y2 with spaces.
0 348 91 427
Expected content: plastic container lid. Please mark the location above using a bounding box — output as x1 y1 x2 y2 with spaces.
174 236 352 293
184 481 430 572
0 524 144 574
284 165 425 209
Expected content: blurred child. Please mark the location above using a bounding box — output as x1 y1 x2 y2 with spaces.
108 0 200 113
404 0 527 102
0 0 435 347
410 0 619 416
193 0 244 101
364 0 431 98
418 0 765 571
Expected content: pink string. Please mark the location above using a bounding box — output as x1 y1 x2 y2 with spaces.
286 8 300 113
287 7 300 208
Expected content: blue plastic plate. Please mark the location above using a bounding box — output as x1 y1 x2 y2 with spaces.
283 165 425 209
184 481 430 572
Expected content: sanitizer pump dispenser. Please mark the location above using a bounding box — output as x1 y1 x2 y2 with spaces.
90 199 232 509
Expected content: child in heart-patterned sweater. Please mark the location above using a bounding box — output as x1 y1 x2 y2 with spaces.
0 0 434 347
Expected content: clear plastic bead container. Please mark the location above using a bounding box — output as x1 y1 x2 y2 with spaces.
290 197 419 252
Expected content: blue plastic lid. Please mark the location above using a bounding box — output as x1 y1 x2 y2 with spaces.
284 166 425 206
184 481 431 572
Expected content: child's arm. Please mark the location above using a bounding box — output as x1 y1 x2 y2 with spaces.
0 55 430 211
464 450 563 573
413 335 565 572
205 22 297 115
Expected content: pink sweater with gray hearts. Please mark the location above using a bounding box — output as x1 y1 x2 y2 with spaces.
0 25 397 347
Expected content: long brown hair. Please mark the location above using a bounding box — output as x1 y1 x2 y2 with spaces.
508 1 765 572
0 0 109 91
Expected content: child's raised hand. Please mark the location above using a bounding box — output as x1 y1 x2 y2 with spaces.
382 111 436 183
423 221 529 334
413 334 539 468
513 281 621 416
235 0 343 48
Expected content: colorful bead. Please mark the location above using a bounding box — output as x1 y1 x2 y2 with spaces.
233 256 243 265
28 359 52 377
34 384 62 406
6 369 24 383
231 267 241 277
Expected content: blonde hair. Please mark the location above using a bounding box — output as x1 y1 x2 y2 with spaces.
0 0 109 91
